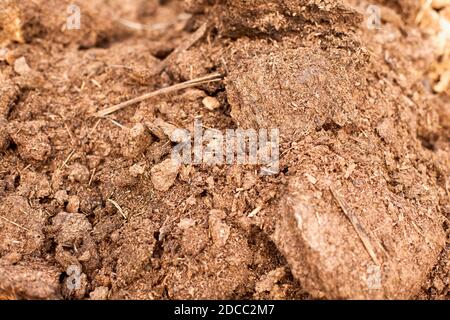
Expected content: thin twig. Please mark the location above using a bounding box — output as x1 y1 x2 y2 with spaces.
330 186 380 265
64 122 74 144
416 0 432 24
107 199 127 220
91 79 102 89
247 206 262 218
88 119 102 138
95 73 223 117
107 118 126 129
19 164 32 175
88 167 96 187
59 149 75 170
0 215 30 232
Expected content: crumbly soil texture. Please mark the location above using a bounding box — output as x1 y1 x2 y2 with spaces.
0 0 449 300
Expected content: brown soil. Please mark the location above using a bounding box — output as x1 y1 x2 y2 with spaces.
0 0 449 300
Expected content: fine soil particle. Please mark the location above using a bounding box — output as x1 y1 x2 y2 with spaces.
0 0 449 300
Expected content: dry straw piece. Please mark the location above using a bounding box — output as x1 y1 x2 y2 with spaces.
107 199 128 220
95 72 223 117
330 186 380 266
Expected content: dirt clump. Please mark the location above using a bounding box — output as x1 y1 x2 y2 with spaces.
227 47 365 136
9 121 52 162
0 261 61 299
150 158 181 192
0 195 46 256
186 0 363 37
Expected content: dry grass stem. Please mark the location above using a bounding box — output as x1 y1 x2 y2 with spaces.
330 186 380 265
95 72 223 117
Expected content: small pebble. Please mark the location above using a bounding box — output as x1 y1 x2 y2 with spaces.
208 209 230 247
150 158 180 191
66 195 80 213
54 190 69 206
14 57 32 76
182 88 206 101
120 123 152 159
89 287 109 300
129 163 145 177
433 277 445 292
68 163 90 184
178 218 196 230
202 96 220 111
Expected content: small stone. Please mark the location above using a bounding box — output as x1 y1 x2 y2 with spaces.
89 286 109 300
208 209 230 247
433 277 445 292
202 96 220 111
255 267 286 293
178 218 196 230
153 118 183 142
110 231 120 243
150 158 180 191
54 190 69 206
14 57 32 76
78 250 91 262
120 123 152 159
376 118 396 144
179 165 192 183
129 163 145 177
185 195 196 206
68 163 90 184
304 173 317 184
66 195 80 213
4 49 17 66
182 88 206 101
